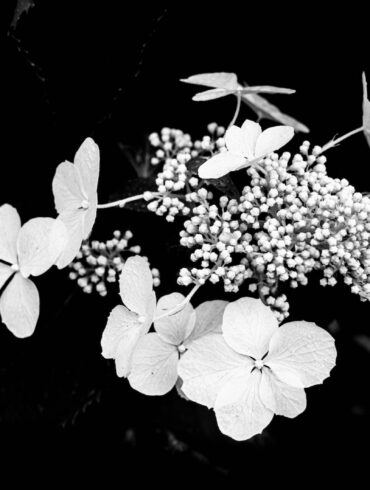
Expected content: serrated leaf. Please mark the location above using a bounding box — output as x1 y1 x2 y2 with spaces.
241 90 309 133
362 72 370 148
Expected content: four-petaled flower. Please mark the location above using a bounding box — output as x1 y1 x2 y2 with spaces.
101 256 156 377
180 72 295 102
178 297 337 441
52 137 100 268
198 119 294 179
0 204 67 337
128 296 227 395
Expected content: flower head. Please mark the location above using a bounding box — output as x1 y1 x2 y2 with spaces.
198 119 294 179
52 137 100 268
101 256 156 377
179 297 336 441
0 204 67 337
127 297 228 396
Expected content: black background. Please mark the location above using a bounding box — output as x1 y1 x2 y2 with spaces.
1 1 370 483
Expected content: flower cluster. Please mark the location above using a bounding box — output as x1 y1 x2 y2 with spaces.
177 139 370 319
69 230 160 296
144 124 226 222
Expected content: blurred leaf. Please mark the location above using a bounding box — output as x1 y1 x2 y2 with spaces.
362 72 370 148
354 334 370 353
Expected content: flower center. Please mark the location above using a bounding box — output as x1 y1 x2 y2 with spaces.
253 359 264 370
80 199 89 210
178 344 186 354
137 315 146 324
11 263 19 272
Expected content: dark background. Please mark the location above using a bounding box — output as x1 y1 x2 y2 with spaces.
1 1 370 483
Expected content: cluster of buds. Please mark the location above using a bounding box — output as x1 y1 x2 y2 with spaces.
69 230 160 296
177 139 370 320
145 124 227 222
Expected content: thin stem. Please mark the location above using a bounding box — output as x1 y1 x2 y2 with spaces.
97 193 159 209
228 91 242 128
320 126 364 154
154 283 202 321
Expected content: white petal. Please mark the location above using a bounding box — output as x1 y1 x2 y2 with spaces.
128 333 179 396
0 273 39 338
82 193 97 238
198 152 245 179
362 72 370 148
240 119 262 159
265 321 337 388
0 204 21 264
260 369 307 418
52 161 85 214
225 125 253 158
222 298 278 358
74 137 100 199
154 292 195 345
254 125 294 159
0 263 14 290
119 256 156 318
178 333 250 408
185 300 228 346
180 72 238 90
215 369 274 441
193 88 233 101
54 210 85 269
101 305 138 359
17 217 68 277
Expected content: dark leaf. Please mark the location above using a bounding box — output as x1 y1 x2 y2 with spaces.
10 0 35 30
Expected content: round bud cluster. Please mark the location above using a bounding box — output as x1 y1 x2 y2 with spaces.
69 230 160 296
148 128 192 166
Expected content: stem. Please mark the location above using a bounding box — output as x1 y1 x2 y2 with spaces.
97 193 158 209
228 91 242 128
320 126 363 154
154 283 202 321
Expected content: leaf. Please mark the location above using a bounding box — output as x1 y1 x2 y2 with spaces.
222 298 279 359
0 273 39 338
17 217 68 277
193 88 236 101
119 256 156 318
265 321 337 388
215 369 274 441
362 72 370 148
0 204 21 264
181 72 239 90
178 333 250 409
240 86 295 95
10 0 35 30
241 90 309 133
185 300 228 345
154 293 196 345
128 333 179 395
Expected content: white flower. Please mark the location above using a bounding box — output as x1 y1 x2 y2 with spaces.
0 204 67 337
128 298 228 396
180 72 294 102
52 137 100 268
101 256 156 377
178 297 336 441
198 120 294 179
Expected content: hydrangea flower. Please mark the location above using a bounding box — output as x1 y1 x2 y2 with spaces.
198 119 294 179
0 204 67 337
128 296 227 396
52 137 100 269
178 297 337 441
101 256 156 377
180 72 295 101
